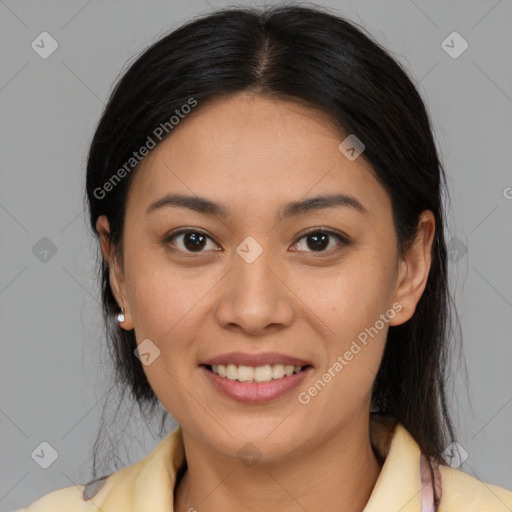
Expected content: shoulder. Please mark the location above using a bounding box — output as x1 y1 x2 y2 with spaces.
374 417 511 511
439 464 512 511
16 461 147 511
11 482 92 511
15 427 184 511
13 473 114 511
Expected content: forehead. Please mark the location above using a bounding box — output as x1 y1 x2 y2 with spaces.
125 93 390 221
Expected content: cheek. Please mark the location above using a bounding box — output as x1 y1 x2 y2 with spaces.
291 252 393 335
125 245 209 339
298 282 389 416
124 260 208 420
293 253 393 396
124 253 225 398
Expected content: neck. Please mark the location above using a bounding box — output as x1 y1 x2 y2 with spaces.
174 413 382 512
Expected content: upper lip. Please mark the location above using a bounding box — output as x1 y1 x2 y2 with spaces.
201 352 313 368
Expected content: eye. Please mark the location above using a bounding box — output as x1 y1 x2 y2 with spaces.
163 227 350 255
291 229 349 254
164 229 220 254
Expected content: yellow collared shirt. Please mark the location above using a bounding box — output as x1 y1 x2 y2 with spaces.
14 418 512 511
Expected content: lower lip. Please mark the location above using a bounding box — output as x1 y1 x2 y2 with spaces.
200 365 313 404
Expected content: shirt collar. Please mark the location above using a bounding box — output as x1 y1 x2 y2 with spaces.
97 414 425 511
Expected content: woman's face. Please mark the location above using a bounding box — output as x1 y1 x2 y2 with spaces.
98 92 432 461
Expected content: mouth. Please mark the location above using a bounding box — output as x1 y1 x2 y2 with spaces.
202 363 313 383
199 363 314 404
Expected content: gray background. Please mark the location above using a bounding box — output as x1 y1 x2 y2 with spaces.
1 0 511 509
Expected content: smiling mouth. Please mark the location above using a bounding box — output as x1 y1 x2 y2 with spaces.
203 363 313 383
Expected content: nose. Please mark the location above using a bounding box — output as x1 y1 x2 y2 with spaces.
214 242 295 336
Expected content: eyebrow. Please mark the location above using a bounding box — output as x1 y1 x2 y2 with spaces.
146 192 367 219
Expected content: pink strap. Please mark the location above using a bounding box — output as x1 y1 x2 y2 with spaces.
419 454 442 511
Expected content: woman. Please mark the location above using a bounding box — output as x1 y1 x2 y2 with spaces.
16 4 512 511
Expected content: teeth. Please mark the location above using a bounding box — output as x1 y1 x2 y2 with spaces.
210 364 304 382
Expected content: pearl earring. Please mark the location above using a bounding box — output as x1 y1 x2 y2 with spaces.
117 307 125 323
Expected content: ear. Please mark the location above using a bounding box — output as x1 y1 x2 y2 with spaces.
389 210 435 326
96 215 134 330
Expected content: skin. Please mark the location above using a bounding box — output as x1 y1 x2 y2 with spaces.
97 92 434 512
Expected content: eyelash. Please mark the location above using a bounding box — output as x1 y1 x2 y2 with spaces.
163 227 350 257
